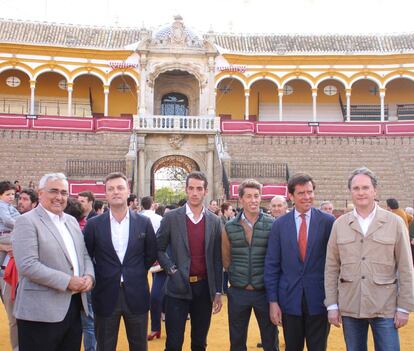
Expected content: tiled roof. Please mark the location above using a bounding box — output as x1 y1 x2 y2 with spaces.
214 33 414 54
1 19 414 54
0 19 141 49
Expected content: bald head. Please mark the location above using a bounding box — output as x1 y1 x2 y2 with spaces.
270 195 288 218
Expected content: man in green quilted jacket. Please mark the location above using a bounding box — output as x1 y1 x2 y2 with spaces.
222 179 278 351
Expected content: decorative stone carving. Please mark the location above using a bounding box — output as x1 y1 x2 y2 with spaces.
169 134 184 149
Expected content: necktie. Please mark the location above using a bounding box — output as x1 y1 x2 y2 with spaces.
298 213 307 261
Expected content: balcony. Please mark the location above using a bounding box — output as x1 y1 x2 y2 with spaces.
133 115 220 134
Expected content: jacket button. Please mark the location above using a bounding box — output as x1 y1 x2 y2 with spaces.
360 239 364 243
361 276 365 279
362 257 365 260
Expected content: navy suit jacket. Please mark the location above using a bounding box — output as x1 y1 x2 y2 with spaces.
264 208 335 316
84 210 157 317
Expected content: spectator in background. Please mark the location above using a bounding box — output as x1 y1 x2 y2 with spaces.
0 180 20 351
156 205 166 217
141 196 162 233
13 181 21 199
386 198 413 229
17 188 38 214
78 191 97 221
208 199 219 214
320 201 334 215
269 195 288 219
94 199 105 215
127 194 140 212
407 207 414 264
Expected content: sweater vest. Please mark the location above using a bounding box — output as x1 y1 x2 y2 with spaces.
186 216 207 277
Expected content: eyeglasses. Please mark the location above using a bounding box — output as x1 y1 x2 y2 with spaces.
45 188 69 197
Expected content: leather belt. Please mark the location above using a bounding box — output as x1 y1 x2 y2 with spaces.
189 275 206 283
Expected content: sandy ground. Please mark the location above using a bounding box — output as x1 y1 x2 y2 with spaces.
0 294 413 350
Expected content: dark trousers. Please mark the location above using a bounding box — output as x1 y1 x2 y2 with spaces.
227 287 278 351
17 294 82 351
165 279 212 351
282 295 330 351
150 271 167 332
95 286 148 351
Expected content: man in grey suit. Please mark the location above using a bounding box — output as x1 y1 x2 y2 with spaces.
157 171 223 351
12 173 94 351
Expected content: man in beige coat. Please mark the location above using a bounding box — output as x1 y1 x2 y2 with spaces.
325 167 414 351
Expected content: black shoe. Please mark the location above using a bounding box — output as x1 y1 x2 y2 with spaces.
257 342 263 348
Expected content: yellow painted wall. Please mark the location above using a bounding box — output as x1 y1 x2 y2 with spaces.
108 76 138 116
73 75 104 114
250 80 278 116
36 72 67 98
216 78 245 119
350 80 380 104
317 80 346 103
385 78 414 104
283 80 312 104
0 69 30 95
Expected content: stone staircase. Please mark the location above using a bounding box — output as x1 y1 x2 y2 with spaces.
222 134 414 209
0 129 131 187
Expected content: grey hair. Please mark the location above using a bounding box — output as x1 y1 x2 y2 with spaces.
320 200 333 209
347 167 378 190
39 173 68 189
271 195 287 205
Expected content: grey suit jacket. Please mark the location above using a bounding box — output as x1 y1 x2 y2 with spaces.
12 206 94 323
157 206 222 301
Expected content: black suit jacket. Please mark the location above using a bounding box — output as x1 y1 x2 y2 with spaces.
157 206 222 301
84 210 157 317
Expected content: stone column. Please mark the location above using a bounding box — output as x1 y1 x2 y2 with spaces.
103 85 109 117
139 53 147 115
30 80 36 115
244 89 250 120
67 83 73 116
207 56 216 116
380 88 385 122
137 134 146 199
278 89 284 121
206 135 215 203
136 88 140 115
312 88 317 121
346 88 351 122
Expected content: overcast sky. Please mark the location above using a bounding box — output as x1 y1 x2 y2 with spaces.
1 0 413 34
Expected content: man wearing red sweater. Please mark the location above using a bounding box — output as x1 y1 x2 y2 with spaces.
157 171 223 351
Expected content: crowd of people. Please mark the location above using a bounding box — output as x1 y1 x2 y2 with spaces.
0 167 413 351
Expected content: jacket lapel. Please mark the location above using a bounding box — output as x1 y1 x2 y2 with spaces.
303 208 318 266
204 210 212 252
365 208 387 238
36 206 73 268
287 211 302 261
123 210 134 261
177 207 190 254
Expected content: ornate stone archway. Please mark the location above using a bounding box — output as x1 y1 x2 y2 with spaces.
150 154 200 196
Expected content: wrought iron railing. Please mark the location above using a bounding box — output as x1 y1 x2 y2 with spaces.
66 159 126 177
231 162 288 179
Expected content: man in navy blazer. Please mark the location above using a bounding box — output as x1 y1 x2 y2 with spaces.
84 172 157 351
264 173 335 351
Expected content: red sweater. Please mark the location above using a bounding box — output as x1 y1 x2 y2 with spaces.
186 216 207 277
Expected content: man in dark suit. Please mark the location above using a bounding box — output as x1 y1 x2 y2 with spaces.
84 172 157 351
157 171 223 351
264 173 335 351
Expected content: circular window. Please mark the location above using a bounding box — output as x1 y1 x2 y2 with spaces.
6 76 21 87
117 82 131 93
58 79 68 90
283 85 294 95
324 85 337 96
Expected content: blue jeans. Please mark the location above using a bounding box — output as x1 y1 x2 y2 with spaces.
81 291 96 351
342 316 400 351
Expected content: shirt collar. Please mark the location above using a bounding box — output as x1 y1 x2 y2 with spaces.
185 203 205 217
353 204 377 221
41 204 66 223
294 208 312 219
110 209 129 223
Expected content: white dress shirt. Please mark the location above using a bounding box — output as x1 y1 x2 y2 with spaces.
141 209 162 233
110 210 130 282
353 205 377 236
42 205 79 277
185 203 205 224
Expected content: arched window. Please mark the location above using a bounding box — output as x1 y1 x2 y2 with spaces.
161 93 188 116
